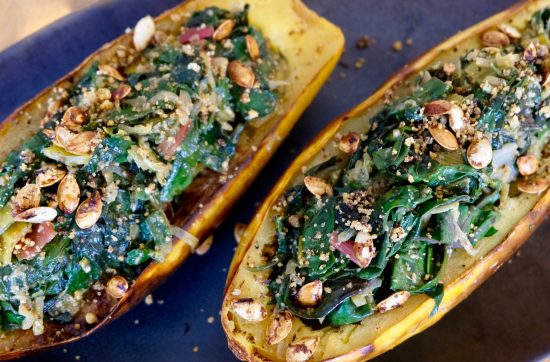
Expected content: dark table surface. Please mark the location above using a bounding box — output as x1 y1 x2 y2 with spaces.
1 0 549 361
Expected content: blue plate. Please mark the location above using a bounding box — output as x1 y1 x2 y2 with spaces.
1 0 548 361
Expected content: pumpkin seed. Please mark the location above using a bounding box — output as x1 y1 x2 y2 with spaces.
480 30 510 47
53 126 76 149
233 223 247 243
427 124 459 151
13 207 57 223
375 290 411 313
228 61 255 88
245 35 260 60
64 132 102 155
517 178 550 194
13 184 40 213
213 19 235 41
34 164 66 188
424 100 452 116
286 336 319 362
231 298 267 322
304 176 333 197
61 106 87 131
448 105 465 132
338 132 361 154
266 310 293 345
58 173 80 214
296 280 323 307
75 191 102 229
195 235 213 255
99 64 125 81
106 275 129 299
133 15 155 51
497 23 521 39
467 136 492 169
113 84 132 100
516 154 538 176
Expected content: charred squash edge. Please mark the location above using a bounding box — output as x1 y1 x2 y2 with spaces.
0 0 344 358
221 0 550 361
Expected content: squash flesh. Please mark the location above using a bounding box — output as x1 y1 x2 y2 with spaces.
221 1 550 361
0 0 343 358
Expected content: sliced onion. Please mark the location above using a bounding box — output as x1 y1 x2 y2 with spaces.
268 80 289 90
492 142 519 182
149 91 180 106
171 225 199 250
180 26 214 44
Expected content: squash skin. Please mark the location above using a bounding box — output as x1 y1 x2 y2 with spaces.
0 0 344 359
221 1 550 361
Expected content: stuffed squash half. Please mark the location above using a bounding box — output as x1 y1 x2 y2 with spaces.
222 1 550 361
0 0 343 358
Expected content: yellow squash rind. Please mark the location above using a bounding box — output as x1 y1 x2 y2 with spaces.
0 0 343 358
221 1 550 361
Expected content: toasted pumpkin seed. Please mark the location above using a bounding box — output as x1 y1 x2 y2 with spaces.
516 154 539 176
13 184 40 213
467 136 492 169
53 126 76 149
195 235 213 255
428 124 459 151
34 164 66 188
231 298 267 322
233 223 247 243
113 84 132 100
338 132 361 154
58 174 80 214
480 30 510 47
375 290 411 313
296 280 323 307
245 35 260 60
286 336 320 362
106 275 128 299
64 132 102 155
133 15 155 51
75 191 102 229
14 207 57 223
61 106 87 131
228 61 255 88
424 100 452 116
497 23 521 39
99 64 125 81
266 310 293 345
448 105 465 132
517 178 550 194
213 19 235 41
304 176 333 197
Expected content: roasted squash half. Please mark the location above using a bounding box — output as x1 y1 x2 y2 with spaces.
0 0 343 358
221 1 550 361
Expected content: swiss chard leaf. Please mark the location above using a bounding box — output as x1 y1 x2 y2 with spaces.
298 197 336 276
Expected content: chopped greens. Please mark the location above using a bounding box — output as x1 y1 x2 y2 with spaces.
0 6 282 334
260 10 550 328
